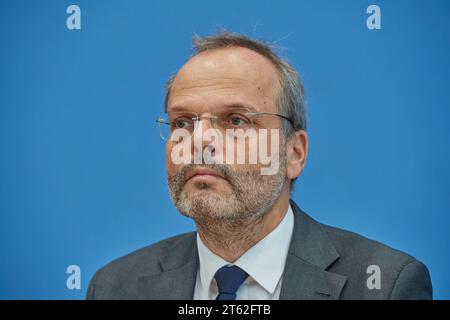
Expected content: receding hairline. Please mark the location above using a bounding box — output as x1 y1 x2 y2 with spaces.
171 45 281 93
192 32 286 72
166 43 286 112
183 45 280 72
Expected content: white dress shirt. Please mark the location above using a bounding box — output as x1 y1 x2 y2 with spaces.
193 204 294 300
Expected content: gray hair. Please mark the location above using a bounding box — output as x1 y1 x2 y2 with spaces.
164 31 307 136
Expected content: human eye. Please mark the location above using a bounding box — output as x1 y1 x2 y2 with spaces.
226 113 251 128
172 116 193 129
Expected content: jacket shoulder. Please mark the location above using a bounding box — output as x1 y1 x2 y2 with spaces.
87 231 196 299
320 222 432 299
322 223 416 265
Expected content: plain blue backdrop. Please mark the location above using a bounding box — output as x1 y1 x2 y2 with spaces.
1 0 449 299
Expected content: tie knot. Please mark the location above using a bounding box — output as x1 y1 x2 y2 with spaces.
214 265 249 300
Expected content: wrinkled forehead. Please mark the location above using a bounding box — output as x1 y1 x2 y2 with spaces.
168 47 280 114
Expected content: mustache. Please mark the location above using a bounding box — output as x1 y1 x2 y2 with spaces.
175 163 234 184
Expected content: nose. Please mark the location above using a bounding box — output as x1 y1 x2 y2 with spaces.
192 115 221 162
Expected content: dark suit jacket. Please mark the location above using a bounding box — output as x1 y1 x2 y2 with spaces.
87 200 432 299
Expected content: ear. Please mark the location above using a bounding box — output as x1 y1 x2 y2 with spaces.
286 130 308 180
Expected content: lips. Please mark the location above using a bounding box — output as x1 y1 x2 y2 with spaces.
184 167 226 183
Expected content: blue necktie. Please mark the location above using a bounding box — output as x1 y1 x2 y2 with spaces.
214 265 249 300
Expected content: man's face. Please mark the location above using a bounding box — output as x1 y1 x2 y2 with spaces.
165 47 288 222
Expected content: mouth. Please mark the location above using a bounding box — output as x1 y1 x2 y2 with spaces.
184 167 227 183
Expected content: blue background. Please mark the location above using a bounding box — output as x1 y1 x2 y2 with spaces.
1 0 449 299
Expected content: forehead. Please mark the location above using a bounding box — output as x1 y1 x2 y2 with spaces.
168 46 280 113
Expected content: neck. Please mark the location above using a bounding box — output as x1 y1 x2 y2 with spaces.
196 182 291 262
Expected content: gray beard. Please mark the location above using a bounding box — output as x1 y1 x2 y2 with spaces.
167 149 287 257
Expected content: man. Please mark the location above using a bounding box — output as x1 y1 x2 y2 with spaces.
87 31 432 300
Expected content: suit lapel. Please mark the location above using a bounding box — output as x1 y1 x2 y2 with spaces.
280 253 347 299
137 233 199 299
280 201 348 299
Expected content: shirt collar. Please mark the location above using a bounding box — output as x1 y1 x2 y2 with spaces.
196 204 294 295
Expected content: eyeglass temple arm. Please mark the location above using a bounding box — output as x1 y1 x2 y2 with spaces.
246 112 295 128
156 118 170 125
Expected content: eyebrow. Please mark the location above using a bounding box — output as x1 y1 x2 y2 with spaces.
168 102 259 113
